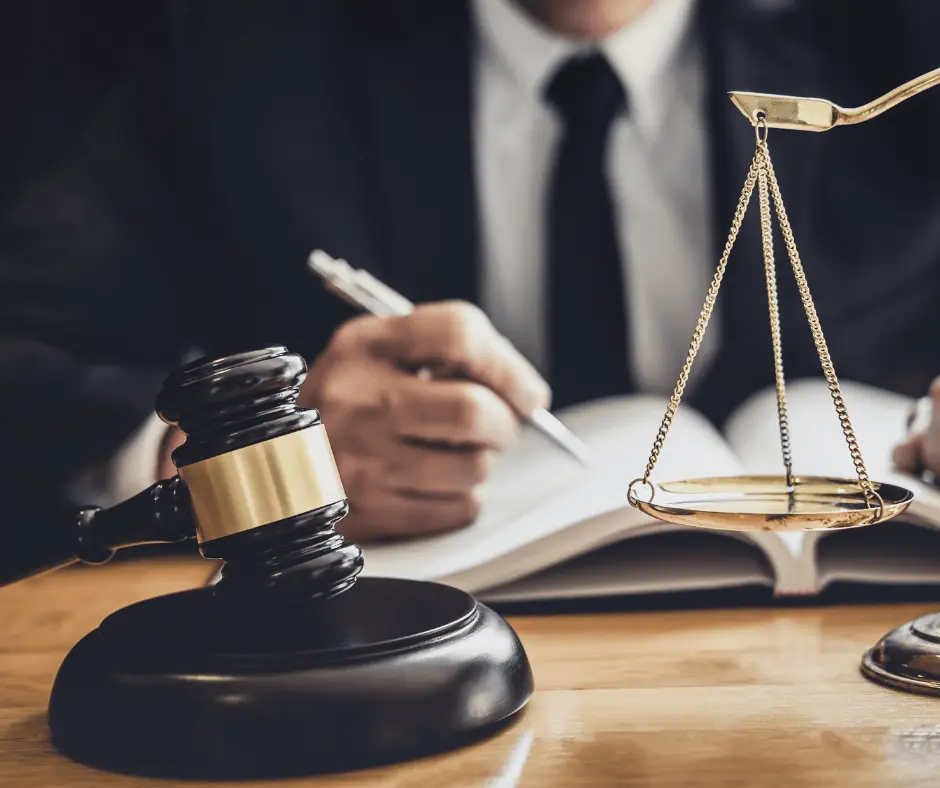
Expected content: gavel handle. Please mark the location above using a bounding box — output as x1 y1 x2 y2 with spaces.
0 477 195 588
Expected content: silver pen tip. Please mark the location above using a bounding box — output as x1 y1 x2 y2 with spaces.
528 408 593 466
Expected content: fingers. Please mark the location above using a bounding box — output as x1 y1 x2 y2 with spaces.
383 441 492 495
386 375 519 449
340 489 483 541
156 427 185 480
921 382 940 472
302 303 542 542
314 362 520 452
335 442 488 541
894 379 940 475
356 301 551 416
893 434 923 473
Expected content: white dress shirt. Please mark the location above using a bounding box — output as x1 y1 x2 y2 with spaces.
90 0 717 505
473 0 716 394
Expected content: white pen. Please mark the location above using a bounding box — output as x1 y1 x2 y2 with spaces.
308 249 592 466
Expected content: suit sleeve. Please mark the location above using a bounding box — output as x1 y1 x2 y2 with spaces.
0 62 198 517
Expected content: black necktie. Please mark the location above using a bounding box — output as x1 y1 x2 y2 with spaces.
545 54 632 409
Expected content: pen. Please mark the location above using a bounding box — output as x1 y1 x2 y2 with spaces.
307 249 592 466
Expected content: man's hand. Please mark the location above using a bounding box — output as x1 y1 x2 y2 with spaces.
894 377 940 477
300 301 550 542
156 426 185 480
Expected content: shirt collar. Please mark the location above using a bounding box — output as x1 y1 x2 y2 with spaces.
473 0 698 134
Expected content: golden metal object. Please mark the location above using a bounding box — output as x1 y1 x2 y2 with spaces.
729 66 940 131
757 133 793 490
179 425 346 543
742 66 940 700
646 65 940 698
863 614 940 697
634 141 760 492
630 475 911 533
628 112 910 531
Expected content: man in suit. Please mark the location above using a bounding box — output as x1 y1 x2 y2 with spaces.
2 0 940 541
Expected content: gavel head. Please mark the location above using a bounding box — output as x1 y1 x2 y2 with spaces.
155 345 363 601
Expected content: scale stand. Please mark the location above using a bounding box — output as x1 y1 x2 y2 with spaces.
628 69 940 696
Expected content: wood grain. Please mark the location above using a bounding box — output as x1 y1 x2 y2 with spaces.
2 558 939 787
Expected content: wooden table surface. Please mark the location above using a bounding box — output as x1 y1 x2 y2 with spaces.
4 558 940 787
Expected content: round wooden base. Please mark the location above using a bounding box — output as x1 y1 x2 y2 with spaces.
48 577 533 779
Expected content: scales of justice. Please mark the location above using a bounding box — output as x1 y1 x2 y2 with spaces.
627 66 940 697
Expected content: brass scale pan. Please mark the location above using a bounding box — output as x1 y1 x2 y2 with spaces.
631 475 913 533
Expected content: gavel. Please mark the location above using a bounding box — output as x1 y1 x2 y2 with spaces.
0 346 533 779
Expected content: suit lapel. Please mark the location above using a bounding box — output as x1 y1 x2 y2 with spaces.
354 0 479 305
693 0 827 423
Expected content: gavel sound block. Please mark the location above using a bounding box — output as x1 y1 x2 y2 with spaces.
30 347 532 779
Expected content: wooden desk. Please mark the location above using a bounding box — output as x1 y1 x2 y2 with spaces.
3 559 940 787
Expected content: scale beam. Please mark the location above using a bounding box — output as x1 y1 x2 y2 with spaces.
729 66 940 131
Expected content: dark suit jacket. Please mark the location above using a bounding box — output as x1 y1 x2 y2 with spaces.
2 0 940 515
1 1 163 212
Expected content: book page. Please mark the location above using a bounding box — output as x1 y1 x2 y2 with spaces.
480 530 776 602
359 395 743 589
724 378 940 590
816 521 940 589
725 378 940 513
724 378 912 481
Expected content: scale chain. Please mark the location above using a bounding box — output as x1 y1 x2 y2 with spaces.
632 154 760 496
755 138 794 489
630 121 882 514
761 145 879 506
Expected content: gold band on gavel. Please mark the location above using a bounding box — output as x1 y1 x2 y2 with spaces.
178 425 346 543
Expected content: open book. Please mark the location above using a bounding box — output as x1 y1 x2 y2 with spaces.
357 379 940 602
